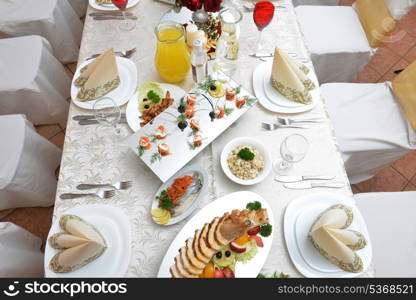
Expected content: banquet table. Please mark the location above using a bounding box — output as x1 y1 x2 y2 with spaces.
53 0 374 277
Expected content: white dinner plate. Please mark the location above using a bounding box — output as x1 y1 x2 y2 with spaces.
157 191 274 278
125 83 187 132
71 57 137 110
151 164 208 226
44 204 132 278
89 0 140 11
220 137 272 185
253 62 317 114
284 192 372 278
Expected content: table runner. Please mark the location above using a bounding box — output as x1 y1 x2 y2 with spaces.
53 0 373 277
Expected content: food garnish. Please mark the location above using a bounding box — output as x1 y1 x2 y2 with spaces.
246 201 262 211
157 190 175 210
237 147 255 161
140 91 174 127
147 90 161 104
260 223 272 237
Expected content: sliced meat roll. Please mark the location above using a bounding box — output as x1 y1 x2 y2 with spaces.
186 238 206 269
174 256 199 278
179 247 203 275
193 229 211 264
207 217 223 251
198 223 216 259
170 264 182 278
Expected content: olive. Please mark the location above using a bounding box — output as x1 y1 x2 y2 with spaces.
144 105 150 109
225 251 231 257
143 98 148 102
209 111 215 121
178 120 188 131
209 85 217 91
178 105 186 113
215 252 222 259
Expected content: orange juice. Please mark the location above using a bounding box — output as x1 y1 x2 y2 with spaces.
155 23 191 83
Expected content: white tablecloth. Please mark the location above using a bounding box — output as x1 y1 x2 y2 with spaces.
0 0 83 63
52 0 373 277
0 115 62 210
0 35 71 125
292 0 340 6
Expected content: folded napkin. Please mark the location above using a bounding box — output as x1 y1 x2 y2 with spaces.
270 47 315 104
48 215 107 273
95 0 113 5
74 48 120 101
309 204 367 273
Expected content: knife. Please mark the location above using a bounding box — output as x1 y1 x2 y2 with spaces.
275 175 335 183
78 119 127 125
93 16 138 20
73 113 126 121
283 182 344 189
89 12 133 17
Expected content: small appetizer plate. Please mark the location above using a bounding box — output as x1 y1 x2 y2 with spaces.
151 164 208 226
71 57 137 110
284 192 372 278
157 191 274 278
125 83 187 132
89 0 140 11
220 137 272 185
44 204 132 278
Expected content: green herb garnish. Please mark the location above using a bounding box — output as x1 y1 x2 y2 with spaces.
157 190 175 210
238 147 255 161
246 201 262 211
260 223 272 237
197 76 216 92
147 90 161 104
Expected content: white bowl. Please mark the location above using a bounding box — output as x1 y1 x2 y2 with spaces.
220 137 272 185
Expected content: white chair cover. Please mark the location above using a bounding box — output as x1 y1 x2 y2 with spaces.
67 0 88 17
355 191 416 277
321 82 416 184
385 0 415 20
0 35 70 126
295 6 372 83
293 0 340 6
0 0 83 63
0 115 62 210
0 222 43 277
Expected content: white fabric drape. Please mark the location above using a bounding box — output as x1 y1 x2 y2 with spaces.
67 0 88 17
355 192 416 277
0 115 62 210
0 222 44 277
0 36 71 125
385 0 415 20
293 0 340 6
322 82 416 184
0 0 83 63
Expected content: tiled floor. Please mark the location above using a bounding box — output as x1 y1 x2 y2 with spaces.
1 4 416 249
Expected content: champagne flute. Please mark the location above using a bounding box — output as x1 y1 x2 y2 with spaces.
253 1 275 55
111 0 136 31
273 134 309 174
93 97 122 138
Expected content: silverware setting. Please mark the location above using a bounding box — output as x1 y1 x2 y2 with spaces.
78 119 127 126
76 181 132 190
86 48 136 60
73 113 126 121
244 3 287 11
276 117 325 126
283 182 345 190
60 190 116 200
275 175 335 183
93 16 138 21
262 122 309 131
89 12 134 17
250 52 308 63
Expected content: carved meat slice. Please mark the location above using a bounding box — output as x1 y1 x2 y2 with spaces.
179 247 203 275
207 217 223 251
214 213 230 245
198 223 216 259
193 230 211 264
185 238 206 269
174 256 199 278
169 264 182 278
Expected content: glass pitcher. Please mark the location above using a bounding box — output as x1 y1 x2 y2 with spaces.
214 7 243 76
154 21 191 83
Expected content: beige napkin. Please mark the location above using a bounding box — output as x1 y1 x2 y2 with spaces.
48 215 107 273
270 47 315 104
74 48 120 101
309 205 367 273
95 0 113 5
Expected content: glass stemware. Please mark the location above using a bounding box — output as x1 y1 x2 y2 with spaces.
253 1 275 55
93 97 122 137
111 0 136 31
273 134 309 174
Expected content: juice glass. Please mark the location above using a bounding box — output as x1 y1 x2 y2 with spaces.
154 22 191 83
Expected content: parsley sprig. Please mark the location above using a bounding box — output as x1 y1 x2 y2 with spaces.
157 190 175 210
246 201 262 211
238 147 255 161
147 90 161 104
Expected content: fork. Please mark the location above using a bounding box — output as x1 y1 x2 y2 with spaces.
262 122 309 131
60 190 116 200
87 48 136 60
76 181 132 190
276 117 324 126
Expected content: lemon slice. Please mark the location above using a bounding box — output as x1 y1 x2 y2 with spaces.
138 82 164 113
155 212 171 225
151 208 169 218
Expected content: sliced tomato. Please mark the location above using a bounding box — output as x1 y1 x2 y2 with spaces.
222 267 235 278
247 226 260 236
214 268 225 278
249 235 264 248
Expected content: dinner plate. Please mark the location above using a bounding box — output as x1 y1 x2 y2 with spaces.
44 204 132 278
151 164 208 226
220 137 272 185
125 84 186 132
253 62 317 114
89 0 140 11
71 57 137 110
284 192 372 278
157 191 274 278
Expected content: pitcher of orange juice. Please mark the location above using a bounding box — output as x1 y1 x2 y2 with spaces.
155 22 191 83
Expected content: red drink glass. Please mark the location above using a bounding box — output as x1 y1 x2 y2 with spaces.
253 1 275 54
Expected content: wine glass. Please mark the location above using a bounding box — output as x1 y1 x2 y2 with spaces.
253 1 275 55
111 0 136 31
93 97 122 137
273 134 309 174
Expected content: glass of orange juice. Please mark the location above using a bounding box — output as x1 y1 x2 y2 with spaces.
154 22 191 83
